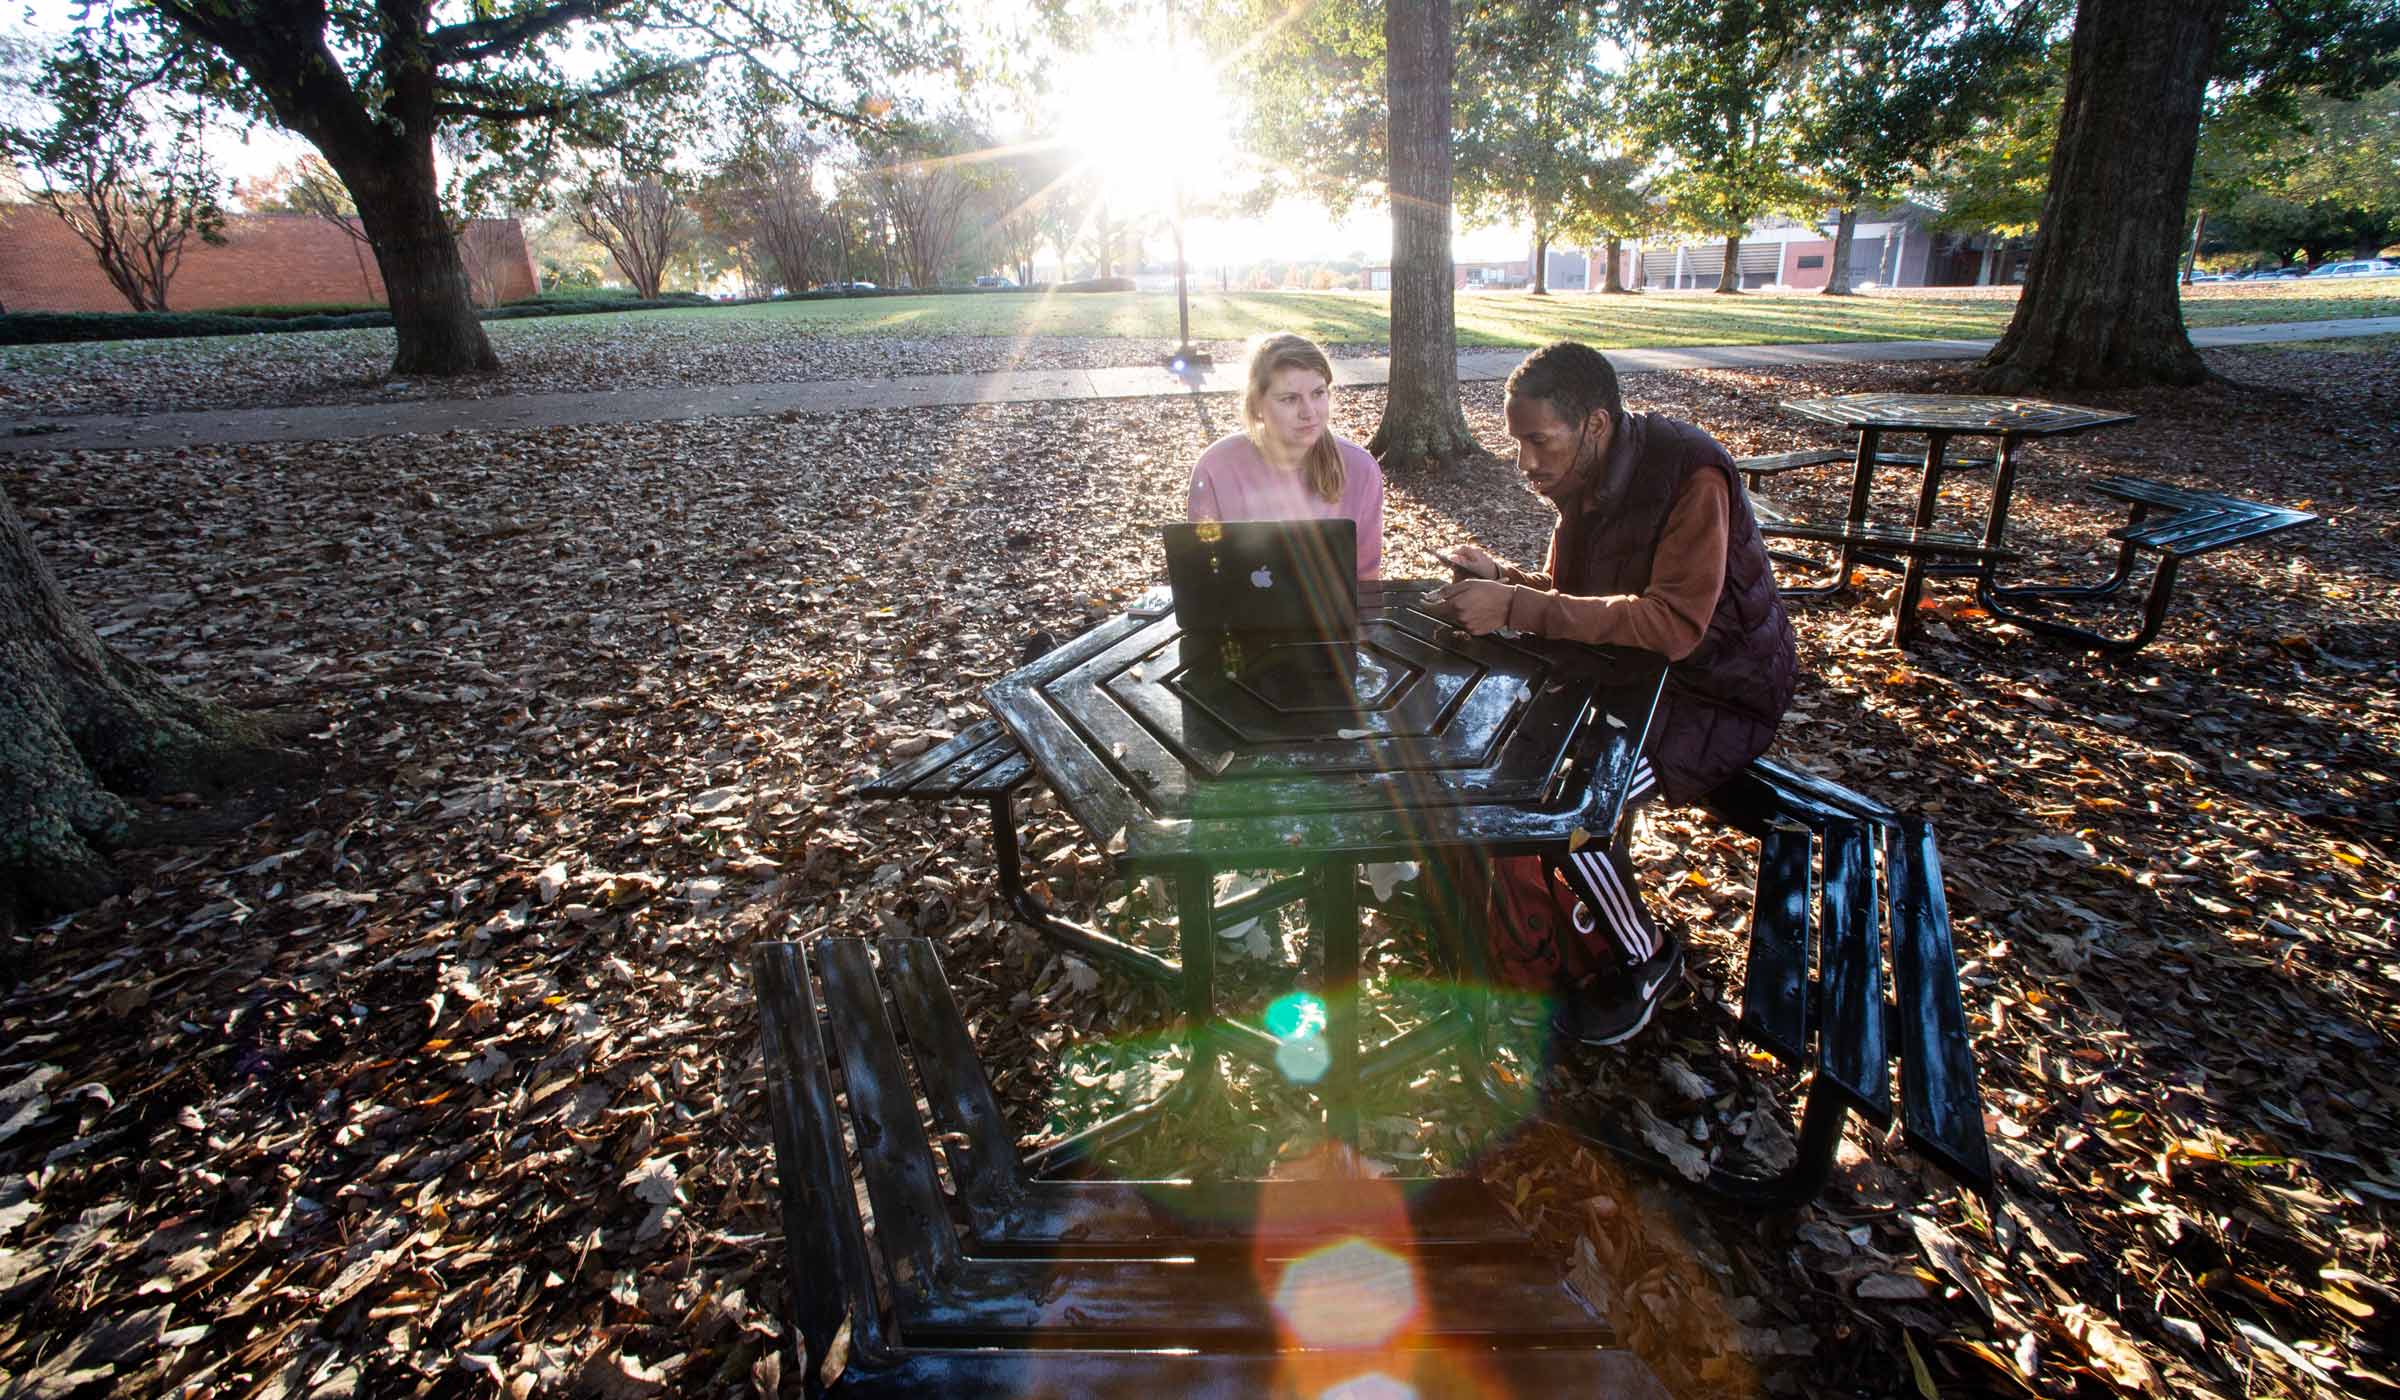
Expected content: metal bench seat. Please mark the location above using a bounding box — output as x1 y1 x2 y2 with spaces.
1752 495 2019 635
753 937 1667 1393
1734 447 1995 495
1977 474 2318 652
1543 758 1993 1210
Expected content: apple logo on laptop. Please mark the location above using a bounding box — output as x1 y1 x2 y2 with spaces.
1250 566 1275 589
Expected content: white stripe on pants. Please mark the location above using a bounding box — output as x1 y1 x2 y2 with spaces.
1553 758 1661 964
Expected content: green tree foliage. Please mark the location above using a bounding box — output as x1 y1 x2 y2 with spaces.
1453 2 1612 293
1620 0 1822 293
1795 0 2050 292
1918 40 2064 239
1975 0 2400 390
2198 83 2400 263
87 0 955 374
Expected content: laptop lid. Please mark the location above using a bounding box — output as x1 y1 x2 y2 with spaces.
1162 518 1360 637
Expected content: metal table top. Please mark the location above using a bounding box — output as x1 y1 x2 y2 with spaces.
1781 392 2134 438
984 581 1666 870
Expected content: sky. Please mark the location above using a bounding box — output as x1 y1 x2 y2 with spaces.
3 0 1536 269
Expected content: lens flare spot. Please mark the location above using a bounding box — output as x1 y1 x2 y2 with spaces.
1265 991 1328 1039
1317 1374 1419 1400
1274 1239 1420 1349
1275 1031 1331 1085
1265 991 1332 1085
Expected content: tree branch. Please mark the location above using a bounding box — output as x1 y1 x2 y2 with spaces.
429 0 640 65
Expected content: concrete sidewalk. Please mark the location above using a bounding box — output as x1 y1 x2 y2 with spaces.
9 316 2395 455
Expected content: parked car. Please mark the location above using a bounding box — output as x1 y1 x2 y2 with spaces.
972 275 1017 288
2306 259 2400 279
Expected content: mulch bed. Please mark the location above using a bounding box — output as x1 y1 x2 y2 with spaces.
0 343 2393 1397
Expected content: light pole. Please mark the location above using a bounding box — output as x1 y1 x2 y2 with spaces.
1161 0 1211 380
1164 179 1212 378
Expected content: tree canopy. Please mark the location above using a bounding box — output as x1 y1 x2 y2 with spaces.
81 0 956 373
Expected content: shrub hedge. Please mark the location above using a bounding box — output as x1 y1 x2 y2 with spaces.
0 282 1115 347
0 291 719 347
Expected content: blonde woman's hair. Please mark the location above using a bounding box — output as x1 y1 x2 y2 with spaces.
1242 333 1345 504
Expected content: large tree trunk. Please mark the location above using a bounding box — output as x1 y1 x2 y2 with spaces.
1370 0 1480 470
309 128 496 376
0 488 291 927
1973 0 2225 391
1530 223 1549 295
1601 235 1627 293
1715 233 1742 294
1823 207 1859 295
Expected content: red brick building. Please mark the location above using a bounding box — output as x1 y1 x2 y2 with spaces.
0 205 537 313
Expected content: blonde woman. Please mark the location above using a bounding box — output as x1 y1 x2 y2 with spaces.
1187 333 1384 579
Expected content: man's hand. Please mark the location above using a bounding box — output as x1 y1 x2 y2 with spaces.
1424 579 1514 635
1434 543 1499 580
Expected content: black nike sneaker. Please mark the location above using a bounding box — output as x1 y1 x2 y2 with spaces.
1553 924 1686 1047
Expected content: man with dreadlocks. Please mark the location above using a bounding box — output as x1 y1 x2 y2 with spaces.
1428 341 1798 1046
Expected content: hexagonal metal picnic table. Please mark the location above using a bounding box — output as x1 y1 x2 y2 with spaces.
980 579 1666 1158
1776 392 2136 643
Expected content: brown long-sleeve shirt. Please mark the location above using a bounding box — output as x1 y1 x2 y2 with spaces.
1493 469 1730 660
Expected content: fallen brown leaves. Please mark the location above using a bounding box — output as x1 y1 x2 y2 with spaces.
0 342 2393 1398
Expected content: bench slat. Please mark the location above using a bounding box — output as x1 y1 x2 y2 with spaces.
1740 820 1814 1067
902 1252 1609 1348
816 940 965 1295
857 719 1007 797
1813 819 1893 1126
1761 520 2018 561
1889 818 1995 1195
957 751 1032 796
918 731 1027 796
880 939 1025 1219
1755 757 1901 826
1734 448 1850 476
753 942 889 1371
2131 510 2316 558
831 1348 1670 1398
966 1177 1534 1257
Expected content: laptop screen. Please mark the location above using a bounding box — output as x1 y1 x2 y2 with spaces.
1161 519 1360 637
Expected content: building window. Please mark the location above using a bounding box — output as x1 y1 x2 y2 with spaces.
1796 255 1825 269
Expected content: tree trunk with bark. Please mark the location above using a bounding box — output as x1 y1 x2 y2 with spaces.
1530 223 1549 294
1601 235 1627 293
0 487 293 929
1715 233 1743 293
1973 0 2226 392
1370 0 1481 471
1823 207 1859 295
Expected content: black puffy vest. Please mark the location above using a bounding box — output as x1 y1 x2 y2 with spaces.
1550 413 1798 803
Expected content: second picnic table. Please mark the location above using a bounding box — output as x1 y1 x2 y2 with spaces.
1762 392 2135 644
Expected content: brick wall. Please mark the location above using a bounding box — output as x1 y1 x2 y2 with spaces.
0 207 538 313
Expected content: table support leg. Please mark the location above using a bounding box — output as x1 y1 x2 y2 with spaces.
988 793 1183 988
1892 431 1952 647
1022 864 1224 1179
1310 860 1362 1152
1176 866 1220 1100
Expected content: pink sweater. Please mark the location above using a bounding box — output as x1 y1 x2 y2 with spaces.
1185 433 1385 580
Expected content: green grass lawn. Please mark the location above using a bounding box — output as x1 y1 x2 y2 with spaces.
606 279 2399 348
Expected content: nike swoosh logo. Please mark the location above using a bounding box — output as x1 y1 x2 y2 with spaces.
1638 974 1668 1002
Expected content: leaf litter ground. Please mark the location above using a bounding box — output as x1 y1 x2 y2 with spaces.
0 344 2395 1398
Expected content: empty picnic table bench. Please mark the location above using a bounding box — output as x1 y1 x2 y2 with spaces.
1975 475 2319 653
1542 757 1995 1211
751 936 1670 1395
